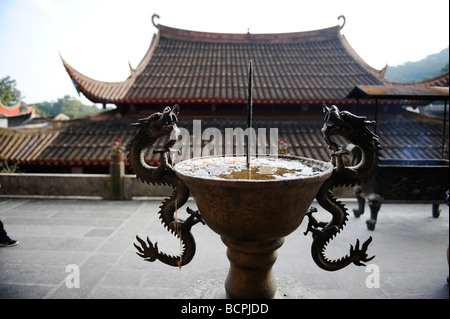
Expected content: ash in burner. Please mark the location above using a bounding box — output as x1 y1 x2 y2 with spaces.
175 156 325 181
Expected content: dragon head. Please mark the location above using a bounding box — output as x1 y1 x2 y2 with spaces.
130 104 180 139
322 104 376 151
126 104 181 176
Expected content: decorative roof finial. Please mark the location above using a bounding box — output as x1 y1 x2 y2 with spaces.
152 13 160 28
338 15 346 30
128 61 136 78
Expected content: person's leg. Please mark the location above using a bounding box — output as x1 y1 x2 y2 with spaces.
0 219 8 239
0 219 18 247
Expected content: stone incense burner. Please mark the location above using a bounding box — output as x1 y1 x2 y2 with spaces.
127 103 380 299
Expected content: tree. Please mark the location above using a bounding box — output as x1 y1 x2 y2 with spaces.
385 47 449 82
34 95 103 118
0 76 23 106
33 101 56 117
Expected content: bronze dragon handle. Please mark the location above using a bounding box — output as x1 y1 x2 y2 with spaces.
304 105 381 271
127 105 204 268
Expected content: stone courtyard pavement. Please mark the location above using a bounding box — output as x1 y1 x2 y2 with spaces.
0 197 448 300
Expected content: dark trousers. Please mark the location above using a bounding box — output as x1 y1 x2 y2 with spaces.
0 220 9 241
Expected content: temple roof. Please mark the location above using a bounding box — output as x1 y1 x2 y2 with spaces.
62 17 391 106
1 111 446 168
348 84 449 100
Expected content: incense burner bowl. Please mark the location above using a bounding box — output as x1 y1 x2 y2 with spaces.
174 156 333 298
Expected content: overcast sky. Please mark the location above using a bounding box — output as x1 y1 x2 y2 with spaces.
1 0 449 105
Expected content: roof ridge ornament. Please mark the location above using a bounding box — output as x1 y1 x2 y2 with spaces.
245 28 252 40
338 15 346 30
128 61 136 78
152 13 160 28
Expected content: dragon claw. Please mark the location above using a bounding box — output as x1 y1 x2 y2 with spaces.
186 207 205 226
362 236 373 250
134 235 159 262
331 148 349 157
350 236 375 267
303 206 334 237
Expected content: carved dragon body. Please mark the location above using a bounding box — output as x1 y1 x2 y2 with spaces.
127 105 204 267
305 105 381 271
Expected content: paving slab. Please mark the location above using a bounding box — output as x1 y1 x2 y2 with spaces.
0 197 448 299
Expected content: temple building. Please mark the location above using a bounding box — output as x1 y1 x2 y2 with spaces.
61 15 448 117
1 15 448 173
0 99 36 129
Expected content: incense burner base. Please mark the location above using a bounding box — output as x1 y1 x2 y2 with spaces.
174 268 319 299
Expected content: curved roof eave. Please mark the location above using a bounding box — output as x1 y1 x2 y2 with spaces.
60 31 160 105
336 32 387 83
0 99 21 110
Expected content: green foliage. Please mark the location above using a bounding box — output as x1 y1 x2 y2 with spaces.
1 76 105 118
34 95 104 118
0 159 21 173
0 76 23 105
385 47 449 82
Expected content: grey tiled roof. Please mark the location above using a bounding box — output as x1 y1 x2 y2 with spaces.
62 23 387 105
1 112 446 168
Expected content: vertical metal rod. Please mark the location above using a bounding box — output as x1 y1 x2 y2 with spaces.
442 99 448 159
246 60 253 169
374 99 378 135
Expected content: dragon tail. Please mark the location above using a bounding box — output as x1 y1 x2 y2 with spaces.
309 190 374 271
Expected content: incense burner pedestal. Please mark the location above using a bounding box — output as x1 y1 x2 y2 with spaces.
221 237 283 299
